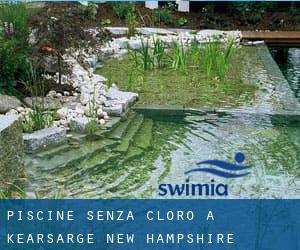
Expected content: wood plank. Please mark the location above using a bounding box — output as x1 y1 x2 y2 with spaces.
242 31 300 44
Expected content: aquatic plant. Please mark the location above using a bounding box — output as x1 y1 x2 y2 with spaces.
140 39 153 70
189 37 201 65
203 38 235 79
171 42 188 73
152 38 167 69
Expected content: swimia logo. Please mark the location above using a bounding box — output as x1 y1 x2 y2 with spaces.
158 152 252 197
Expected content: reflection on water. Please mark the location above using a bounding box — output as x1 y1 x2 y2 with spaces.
25 112 300 199
270 47 300 101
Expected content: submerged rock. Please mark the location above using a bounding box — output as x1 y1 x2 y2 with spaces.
0 95 21 114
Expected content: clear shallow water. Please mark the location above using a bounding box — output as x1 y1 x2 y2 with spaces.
270 47 300 102
25 111 300 199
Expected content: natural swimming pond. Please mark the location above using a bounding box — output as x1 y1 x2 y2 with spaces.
25 111 300 199
24 45 300 199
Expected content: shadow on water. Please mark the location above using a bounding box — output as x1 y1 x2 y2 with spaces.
269 46 300 102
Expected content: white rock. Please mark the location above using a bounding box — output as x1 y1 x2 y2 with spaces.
99 119 105 125
47 90 56 98
57 107 69 119
97 109 104 118
75 106 85 116
6 109 18 116
16 107 25 113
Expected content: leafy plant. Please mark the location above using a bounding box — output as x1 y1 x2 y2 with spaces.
177 17 188 26
126 13 138 37
101 19 112 25
247 14 262 25
154 4 175 26
294 15 300 24
0 2 31 95
112 2 135 19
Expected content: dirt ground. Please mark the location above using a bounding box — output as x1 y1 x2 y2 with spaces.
30 2 300 31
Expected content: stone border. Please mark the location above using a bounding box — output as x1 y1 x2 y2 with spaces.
256 44 300 112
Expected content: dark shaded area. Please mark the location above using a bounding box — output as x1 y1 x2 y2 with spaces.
269 46 300 101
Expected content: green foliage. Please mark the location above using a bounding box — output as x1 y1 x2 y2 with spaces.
294 15 300 24
22 106 55 133
153 38 167 69
112 2 135 19
247 14 262 25
126 12 138 37
0 39 29 94
128 38 168 72
101 18 112 25
0 2 31 95
154 3 176 26
21 65 55 133
177 17 188 26
203 38 235 80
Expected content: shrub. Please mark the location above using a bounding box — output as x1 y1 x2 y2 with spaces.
112 2 135 19
247 14 262 25
294 15 300 24
177 17 188 26
0 2 31 94
0 39 29 94
154 4 175 26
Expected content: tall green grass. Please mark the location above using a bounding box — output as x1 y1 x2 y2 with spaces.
153 38 167 69
171 42 188 73
21 64 55 133
203 38 235 79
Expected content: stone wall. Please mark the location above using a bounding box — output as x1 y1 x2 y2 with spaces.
0 115 24 194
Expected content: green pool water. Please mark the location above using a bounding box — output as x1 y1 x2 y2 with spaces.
25 111 300 199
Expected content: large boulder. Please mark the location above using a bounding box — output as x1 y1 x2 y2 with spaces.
0 95 22 114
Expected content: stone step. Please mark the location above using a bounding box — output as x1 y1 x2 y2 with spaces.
60 152 121 185
113 114 144 153
123 145 144 163
133 119 153 150
108 112 136 140
37 138 118 173
36 143 71 159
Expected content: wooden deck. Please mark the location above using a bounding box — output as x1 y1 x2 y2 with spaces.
242 31 300 45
